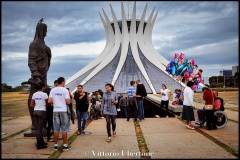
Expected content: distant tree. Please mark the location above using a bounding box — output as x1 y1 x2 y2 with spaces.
209 76 224 88
21 81 29 85
2 83 13 92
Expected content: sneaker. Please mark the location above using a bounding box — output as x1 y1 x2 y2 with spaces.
47 138 54 142
106 137 111 142
62 145 71 152
53 144 58 151
81 131 86 135
187 125 195 130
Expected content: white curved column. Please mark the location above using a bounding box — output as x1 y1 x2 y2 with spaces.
80 5 121 85
143 10 169 67
66 12 114 85
112 2 129 85
137 9 186 88
130 2 156 94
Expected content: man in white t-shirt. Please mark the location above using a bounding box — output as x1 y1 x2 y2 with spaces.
31 83 48 149
48 77 71 151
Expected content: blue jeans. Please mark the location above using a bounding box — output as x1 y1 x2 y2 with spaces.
76 110 88 132
137 99 144 120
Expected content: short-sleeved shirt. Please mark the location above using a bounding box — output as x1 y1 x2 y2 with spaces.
127 86 136 97
160 89 170 101
49 87 70 112
32 91 48 111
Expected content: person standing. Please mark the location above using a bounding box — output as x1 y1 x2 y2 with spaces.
31 83 48 149
67 88 76 125
48 77 71 151
45 79 58 142
95 91 103 119
136 80 147 121
102 83 118 142
119 95 128 118
127 81 138 122
74 85 89 135
159 84 171 117
203 85 217 130
182 81 195 130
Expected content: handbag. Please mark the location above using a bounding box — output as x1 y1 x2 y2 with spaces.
204 89 214 110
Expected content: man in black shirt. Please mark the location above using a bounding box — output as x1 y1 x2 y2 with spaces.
136 80 147 121
44 80 57 142
74 85 89 135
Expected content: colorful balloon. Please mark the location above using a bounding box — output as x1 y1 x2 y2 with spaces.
166 52 203 91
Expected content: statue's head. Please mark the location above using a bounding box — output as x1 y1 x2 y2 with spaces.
34 18 47 41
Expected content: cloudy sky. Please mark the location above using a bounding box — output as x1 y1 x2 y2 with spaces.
2 1 239 87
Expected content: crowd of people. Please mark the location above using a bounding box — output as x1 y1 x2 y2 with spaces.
30 76 223 151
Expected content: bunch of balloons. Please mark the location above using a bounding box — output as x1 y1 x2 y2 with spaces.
166 52 204 90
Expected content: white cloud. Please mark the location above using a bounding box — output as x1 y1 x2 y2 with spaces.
51 40 105 58
2 39 106 62
182 38 238 57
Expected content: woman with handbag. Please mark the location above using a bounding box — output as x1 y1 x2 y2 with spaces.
203 85 217 130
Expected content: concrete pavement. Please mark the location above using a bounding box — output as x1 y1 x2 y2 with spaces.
59 119 140 159
140 118 236 159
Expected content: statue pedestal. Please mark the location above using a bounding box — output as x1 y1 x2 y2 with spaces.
24 129 48 137
24 130 36 137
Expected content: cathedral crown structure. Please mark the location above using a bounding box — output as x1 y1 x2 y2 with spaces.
66 2 185 93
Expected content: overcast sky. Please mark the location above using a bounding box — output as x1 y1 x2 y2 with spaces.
2 1 239 87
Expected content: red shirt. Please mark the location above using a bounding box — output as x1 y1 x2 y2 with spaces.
203 89 216 105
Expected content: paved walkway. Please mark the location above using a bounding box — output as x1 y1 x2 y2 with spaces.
1 117 78 158
1 116 238 159
2 116 31 140
60 119 140 159
193 110 239 154
140 118 236 158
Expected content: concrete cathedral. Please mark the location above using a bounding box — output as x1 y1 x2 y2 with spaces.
66 2 185 93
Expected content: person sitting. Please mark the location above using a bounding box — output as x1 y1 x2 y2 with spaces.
172 89 183 105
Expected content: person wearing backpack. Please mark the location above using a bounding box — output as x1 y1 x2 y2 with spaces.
203 85 217 130
136 80 147 121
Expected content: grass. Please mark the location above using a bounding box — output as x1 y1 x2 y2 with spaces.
194 91 239 110
134 120 151 159
1 92 29 119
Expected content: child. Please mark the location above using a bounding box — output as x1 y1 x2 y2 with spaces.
172 89 183 105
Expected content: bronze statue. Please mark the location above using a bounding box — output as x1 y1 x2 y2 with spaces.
25 18 51 136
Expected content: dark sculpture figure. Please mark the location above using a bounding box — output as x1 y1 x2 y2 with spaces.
25 18 51 136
